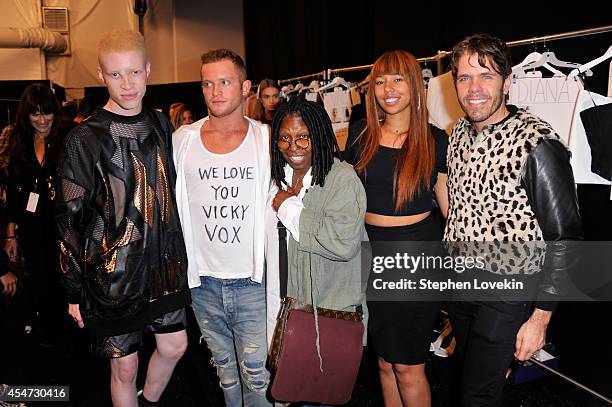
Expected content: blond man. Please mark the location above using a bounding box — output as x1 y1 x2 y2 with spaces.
56 29 191 407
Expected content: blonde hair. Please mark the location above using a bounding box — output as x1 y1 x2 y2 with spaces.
98 29 147 61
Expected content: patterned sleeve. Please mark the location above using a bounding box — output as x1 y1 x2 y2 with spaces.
151 109 178 187
55 125 97 304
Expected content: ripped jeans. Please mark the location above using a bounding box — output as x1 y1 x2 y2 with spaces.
191 276 272 407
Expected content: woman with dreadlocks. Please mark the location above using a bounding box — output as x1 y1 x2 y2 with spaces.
344 50 449 407
265 97 367 399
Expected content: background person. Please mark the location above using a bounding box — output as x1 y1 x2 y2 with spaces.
169 102 194 129
256 78 281 125
4 83 69 347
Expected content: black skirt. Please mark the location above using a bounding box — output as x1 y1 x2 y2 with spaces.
365 212 443 365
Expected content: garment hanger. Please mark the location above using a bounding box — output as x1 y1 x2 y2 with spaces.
512 51 564 78
421 61 433 81
302 79 321 92
569 44 612 78
317 76 352 93
519 50 592 76
302 79 323 93
285 82 304 96
280 84 294 98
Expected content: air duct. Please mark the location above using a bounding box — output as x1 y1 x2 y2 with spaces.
0 26 68 53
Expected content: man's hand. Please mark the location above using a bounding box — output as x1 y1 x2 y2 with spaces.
0 271 17 297
515 308 552 361
68 303 85 328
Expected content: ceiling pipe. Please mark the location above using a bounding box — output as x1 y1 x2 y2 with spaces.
0 27 67 53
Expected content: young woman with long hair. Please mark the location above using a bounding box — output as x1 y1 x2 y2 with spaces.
345 50 449 407
4 83 68 347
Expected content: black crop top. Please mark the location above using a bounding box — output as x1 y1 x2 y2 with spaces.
343 119 448 216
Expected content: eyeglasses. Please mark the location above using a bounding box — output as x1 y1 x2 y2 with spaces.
277 135 310 150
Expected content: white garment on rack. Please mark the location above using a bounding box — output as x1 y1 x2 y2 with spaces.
305 91 318 102
426 72 464 136
568 89 612 186
322 87 352 150
509 73 582 145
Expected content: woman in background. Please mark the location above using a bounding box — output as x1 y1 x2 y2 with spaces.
169 102 194 129
4 83 69 347
257 78 281 125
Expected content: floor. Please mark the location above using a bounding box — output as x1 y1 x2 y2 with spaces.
1 290 611 407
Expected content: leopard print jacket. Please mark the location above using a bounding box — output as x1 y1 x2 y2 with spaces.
444 107 562 274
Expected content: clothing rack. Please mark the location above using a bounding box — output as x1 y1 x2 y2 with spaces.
278 24 612 85
279 70 327 85
326 54 443 78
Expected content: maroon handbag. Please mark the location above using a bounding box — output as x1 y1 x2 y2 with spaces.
268 296 364 405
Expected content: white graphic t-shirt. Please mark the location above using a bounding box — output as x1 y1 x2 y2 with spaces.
184 126 257 278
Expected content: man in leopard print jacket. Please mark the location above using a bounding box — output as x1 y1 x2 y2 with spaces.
443 33 582 406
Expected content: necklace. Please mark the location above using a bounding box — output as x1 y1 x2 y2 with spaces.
292 174 304 188
384 125 409 134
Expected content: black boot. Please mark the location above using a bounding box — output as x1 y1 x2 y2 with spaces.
137 391 159 407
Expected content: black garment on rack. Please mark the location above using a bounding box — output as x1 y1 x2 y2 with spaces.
580 102 612 181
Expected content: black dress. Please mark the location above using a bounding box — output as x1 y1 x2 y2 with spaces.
344 120 448 365
6 131 66 342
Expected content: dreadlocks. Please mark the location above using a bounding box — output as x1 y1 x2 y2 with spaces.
270 96 341 190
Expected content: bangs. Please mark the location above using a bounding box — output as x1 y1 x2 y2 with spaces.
27 101 55 115
371 51 413 79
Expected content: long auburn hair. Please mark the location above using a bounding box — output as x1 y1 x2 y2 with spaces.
354 50 434 212
10 83 63 167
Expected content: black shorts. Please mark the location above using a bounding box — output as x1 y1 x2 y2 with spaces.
90 308 187 358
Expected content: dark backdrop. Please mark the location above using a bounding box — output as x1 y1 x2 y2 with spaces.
244 1 612 93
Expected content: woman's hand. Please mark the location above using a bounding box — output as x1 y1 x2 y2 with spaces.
0 271 18 297
272 190 295 212
4 238 18 262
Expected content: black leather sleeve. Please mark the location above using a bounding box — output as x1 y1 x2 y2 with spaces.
521 139 583 311
55 124 98 304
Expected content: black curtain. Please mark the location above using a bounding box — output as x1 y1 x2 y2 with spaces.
244 1 612 93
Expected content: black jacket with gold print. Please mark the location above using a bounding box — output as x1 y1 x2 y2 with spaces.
56 107 190 336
